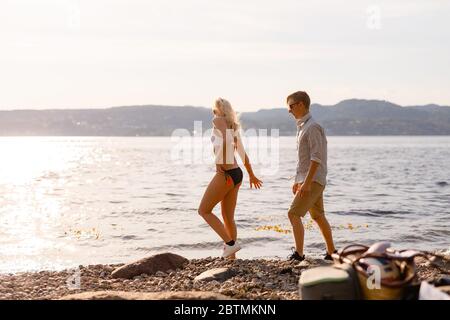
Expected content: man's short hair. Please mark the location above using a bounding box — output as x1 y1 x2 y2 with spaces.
286 91 311 109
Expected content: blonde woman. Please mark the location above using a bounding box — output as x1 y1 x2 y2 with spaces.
198 98 263 259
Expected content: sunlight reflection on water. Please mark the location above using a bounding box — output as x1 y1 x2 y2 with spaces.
0 136 449 273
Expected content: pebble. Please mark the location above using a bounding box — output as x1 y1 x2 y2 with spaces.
155 271 166 277
1 254 448 300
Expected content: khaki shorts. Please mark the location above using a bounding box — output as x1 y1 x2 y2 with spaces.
288 182 325 219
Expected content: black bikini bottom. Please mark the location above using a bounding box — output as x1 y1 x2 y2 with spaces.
224 167 243 187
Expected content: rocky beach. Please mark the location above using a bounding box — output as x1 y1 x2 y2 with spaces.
1 252 449 300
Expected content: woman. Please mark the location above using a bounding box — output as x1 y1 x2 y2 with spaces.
198 98 263 259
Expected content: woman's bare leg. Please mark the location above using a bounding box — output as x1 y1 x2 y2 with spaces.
198 172 234 242
221 183 241 259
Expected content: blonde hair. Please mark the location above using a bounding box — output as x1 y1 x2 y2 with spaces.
213 98 241 132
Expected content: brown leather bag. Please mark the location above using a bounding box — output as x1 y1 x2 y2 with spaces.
332 244 446 300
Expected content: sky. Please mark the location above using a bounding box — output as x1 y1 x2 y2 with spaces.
1 0 449 111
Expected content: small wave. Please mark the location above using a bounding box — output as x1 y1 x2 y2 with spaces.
306 242 331 250
436 181 448 187
239 237 280 245
109 200 128 204
136 236 279 252
423 228 450 238
39 171 60 179
165 193 184 197
101 177 118 182
113 235 142 240
36 171 60 182
333 209 410 218
135 242 216 252
110 211 130 215
110 210 157 216
368 209 410 215
396 234 429 243
237 218 257 224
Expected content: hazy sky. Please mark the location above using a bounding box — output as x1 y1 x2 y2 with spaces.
1 0 449 111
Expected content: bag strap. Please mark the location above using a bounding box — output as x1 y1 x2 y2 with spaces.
335 245 450 276
352 250 449 288
385 249 449 274
335 244 369 264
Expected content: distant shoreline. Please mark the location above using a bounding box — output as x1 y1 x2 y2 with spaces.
2 134 450 137
2 99 450 135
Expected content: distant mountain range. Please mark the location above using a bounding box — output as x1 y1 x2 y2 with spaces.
1 99 450 136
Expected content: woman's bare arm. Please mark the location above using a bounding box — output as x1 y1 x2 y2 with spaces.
235 131 263 189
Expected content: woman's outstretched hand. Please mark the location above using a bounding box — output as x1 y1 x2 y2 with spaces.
249 174 263 189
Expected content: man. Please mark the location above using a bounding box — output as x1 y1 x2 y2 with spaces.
286 91 337 261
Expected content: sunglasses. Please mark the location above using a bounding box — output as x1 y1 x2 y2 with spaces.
288 102 299 110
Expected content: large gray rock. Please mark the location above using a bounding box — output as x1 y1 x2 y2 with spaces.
60 290 231 300
111 253 188 279
194 268 235 283
439 286 450 295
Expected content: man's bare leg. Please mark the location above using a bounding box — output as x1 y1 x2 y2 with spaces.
313 215 336 254
288 212 305 255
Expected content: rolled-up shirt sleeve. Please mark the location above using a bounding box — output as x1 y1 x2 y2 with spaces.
308 125 325 164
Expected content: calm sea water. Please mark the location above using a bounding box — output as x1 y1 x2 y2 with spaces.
1 136 449 273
